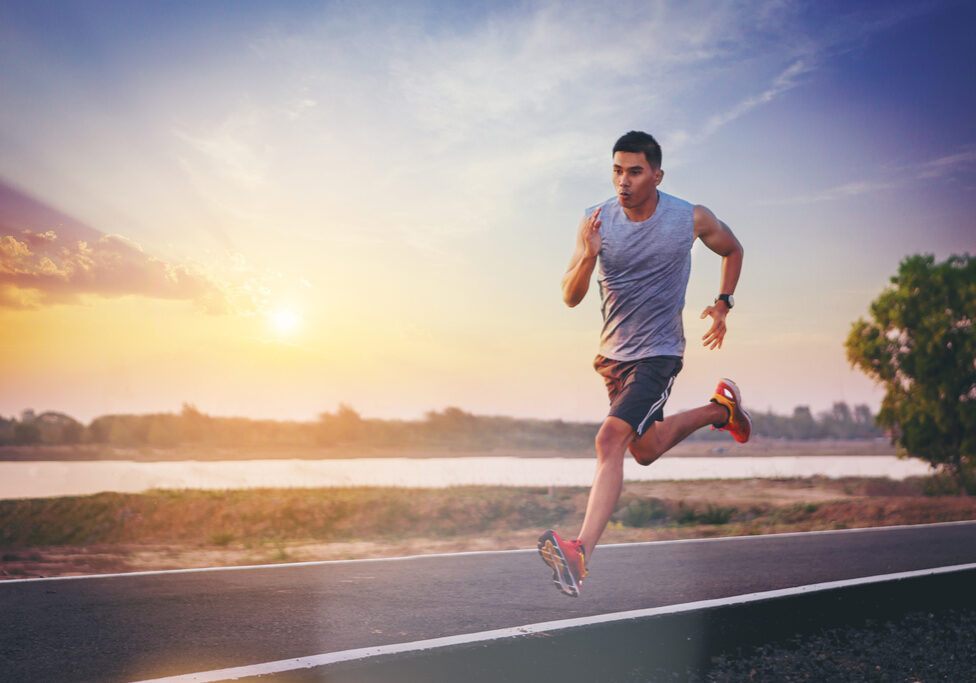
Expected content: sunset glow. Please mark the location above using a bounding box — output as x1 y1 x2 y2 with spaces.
1 1 974 424
268 309 302 338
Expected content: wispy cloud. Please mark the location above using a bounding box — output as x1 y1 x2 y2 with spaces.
694 59 815 143
754 142 976 206
753 180 901 206
918 145 976 179
664 2 948 156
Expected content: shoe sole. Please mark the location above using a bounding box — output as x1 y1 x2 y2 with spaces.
537 531 580 597
718 378 752 443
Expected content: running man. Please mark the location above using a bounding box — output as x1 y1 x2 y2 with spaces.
538 131 751 597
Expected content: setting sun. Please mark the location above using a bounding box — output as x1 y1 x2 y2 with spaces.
268 309 302 337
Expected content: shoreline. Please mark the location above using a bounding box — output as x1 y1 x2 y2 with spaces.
0 438 897 462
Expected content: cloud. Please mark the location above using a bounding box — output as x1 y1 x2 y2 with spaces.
0 228 232 312
917 145 976 179
697 59 814 142
0 179 282 314
385 1 773 147
1 0 952 281
753 180 901 206
754 142 976 206
174 109 269 190
663 2 946 156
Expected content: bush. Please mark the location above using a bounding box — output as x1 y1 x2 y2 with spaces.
210 531 235 546
676 503 737 526
698 504 737 525
922 469 976 496
619 497 668 527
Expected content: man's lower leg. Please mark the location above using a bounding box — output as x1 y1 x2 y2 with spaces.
577 452 624 558
630 403 728 465
577 417 633 558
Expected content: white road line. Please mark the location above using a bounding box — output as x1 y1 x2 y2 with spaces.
132 562 976 683
3 519 975 584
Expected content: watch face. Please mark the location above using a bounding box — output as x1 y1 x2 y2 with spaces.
726 295 734 307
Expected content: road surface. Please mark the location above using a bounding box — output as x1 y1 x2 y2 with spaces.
2 522 975 682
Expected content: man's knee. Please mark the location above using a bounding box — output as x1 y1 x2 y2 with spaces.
594 418 634 462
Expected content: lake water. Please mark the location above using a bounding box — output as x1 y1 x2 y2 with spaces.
0 456 933 499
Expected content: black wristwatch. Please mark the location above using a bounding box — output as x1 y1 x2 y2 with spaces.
715 294 734 309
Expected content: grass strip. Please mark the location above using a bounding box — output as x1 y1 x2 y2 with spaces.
3 477 976 551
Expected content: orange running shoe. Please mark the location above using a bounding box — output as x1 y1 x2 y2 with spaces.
537 529 588 597
710 378 752 443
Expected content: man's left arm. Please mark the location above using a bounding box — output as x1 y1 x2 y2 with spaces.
693 204 744 350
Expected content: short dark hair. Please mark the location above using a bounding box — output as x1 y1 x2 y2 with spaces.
613 131 662 169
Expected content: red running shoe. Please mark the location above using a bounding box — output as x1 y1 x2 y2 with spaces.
710 378 752 443
537 529 588 597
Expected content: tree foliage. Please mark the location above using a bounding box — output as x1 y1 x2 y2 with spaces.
845 254 976 493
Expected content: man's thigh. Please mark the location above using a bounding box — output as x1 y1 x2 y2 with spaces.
595 355 682 437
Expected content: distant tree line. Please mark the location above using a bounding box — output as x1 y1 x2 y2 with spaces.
0 410 85 446
0 401 884 449
702 402 882 441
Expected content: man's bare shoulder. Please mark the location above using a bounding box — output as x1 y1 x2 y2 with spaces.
692 204 721 237
692 203 718 219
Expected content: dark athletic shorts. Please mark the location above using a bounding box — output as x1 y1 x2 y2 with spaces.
593 354 683 437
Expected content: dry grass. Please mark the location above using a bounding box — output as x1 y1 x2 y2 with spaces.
2 475 974 580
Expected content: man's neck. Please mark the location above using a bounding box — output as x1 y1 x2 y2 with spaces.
622 191 660 222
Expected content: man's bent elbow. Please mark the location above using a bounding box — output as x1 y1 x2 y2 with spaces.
561 281 585 307
721 241 744 262
730 231 744 259
563 287 587 307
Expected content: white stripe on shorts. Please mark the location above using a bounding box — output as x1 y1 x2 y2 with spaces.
636 373 675 435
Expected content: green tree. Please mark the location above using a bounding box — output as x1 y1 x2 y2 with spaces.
845 254 976 493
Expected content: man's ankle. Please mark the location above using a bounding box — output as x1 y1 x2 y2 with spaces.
709 400 731 427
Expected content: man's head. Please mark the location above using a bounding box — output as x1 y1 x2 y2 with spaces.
612 131 662 169
612 131 664 217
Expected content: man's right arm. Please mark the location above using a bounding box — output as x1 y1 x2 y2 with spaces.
561 207 602 307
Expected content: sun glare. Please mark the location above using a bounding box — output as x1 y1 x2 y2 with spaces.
268 309 302 336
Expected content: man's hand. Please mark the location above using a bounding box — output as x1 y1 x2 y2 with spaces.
562 207 602 307
700 303 729 350
581 206 602 258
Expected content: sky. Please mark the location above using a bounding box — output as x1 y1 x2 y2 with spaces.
1 0 974 425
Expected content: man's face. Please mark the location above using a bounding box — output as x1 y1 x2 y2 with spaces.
612 151 662 211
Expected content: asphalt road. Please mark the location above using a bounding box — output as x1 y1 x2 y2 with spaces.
3 522 975 682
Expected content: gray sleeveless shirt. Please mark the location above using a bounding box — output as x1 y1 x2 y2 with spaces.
587 191 694 360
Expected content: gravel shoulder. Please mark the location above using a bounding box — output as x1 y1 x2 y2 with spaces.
702 607 976 682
